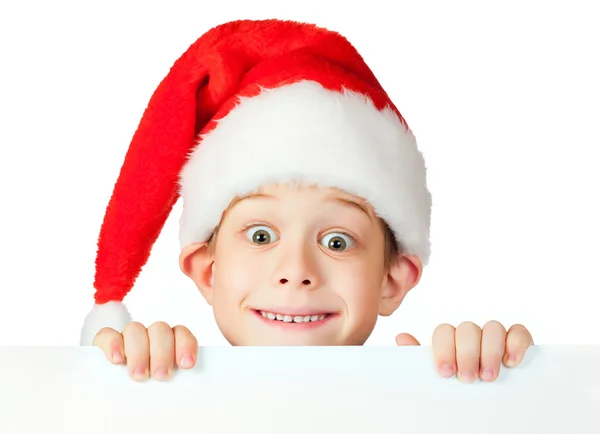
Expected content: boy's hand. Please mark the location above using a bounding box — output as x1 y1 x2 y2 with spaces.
395 321 534 383
92 321 199 381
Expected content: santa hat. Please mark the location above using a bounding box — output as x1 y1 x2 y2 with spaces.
80 19 431 345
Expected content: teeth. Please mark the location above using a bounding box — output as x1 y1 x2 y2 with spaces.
259 311 329 323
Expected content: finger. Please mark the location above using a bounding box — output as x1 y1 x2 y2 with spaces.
395 333 420 346
479 321 507 382
173 325 199 369
503 324 534 368
432 323 457 378
455 321 482 383
122 322 150 381
147 321 175 381
92 327 125 365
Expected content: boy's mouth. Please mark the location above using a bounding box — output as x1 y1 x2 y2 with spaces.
251 309 336 328
256 310 332 323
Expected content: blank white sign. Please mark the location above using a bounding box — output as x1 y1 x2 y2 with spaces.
1 346 599 433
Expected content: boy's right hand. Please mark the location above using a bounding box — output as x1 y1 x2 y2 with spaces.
92 321 198 381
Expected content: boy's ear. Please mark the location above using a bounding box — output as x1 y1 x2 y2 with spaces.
179 242 215 306
379 254 423 316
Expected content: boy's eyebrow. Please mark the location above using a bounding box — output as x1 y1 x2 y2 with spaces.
230 193 274 207
331 197 372 219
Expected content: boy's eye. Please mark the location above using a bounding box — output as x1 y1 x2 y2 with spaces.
320 232 355 252
246 225 278 244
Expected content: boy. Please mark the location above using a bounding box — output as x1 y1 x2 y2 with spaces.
81 19 533 383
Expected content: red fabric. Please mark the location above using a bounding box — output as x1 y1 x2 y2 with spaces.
93 19 409 304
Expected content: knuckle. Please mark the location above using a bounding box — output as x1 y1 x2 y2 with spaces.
483 319 501 328
95 327 115 338
174 325 198 345
508 323 527 333
483 320 506 332
433 323 455 334
457 321 480 332
122 321 146 334
148 321 171 333
92 327 118 346
172 324 190 333
507 324 532 343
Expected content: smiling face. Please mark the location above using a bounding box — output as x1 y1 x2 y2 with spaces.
179 183 422 345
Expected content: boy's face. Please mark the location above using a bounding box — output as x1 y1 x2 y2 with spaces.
180 183 422 345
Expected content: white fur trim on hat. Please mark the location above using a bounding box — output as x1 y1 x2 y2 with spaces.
80 301 132 346
178 80 431 264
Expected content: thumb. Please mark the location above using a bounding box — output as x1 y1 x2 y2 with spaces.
395 333 421 346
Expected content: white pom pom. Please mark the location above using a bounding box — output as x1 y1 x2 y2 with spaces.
80 301 132 346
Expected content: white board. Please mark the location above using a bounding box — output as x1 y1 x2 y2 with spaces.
1 346 599 433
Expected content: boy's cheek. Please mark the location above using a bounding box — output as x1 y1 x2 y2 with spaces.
211 252 265 310
334 275 381 324
218 253 264 284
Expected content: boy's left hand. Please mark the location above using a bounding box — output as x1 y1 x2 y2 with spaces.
395 321 534 383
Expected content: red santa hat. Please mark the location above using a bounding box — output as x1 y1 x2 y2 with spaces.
80 19 432 345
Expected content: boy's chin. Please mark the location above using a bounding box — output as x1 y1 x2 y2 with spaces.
232 339 349 346
224 330 367 346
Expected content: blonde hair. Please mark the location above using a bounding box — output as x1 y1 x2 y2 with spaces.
382 222 400 268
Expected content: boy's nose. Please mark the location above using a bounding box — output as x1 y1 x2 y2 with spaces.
271 238 321 289
278 278 312 286
275 270 320 290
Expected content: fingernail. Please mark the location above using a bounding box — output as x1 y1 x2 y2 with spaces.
439 364 455 378
480 368 494 381
153 368 170 380
131 367 148 381
504 354 518 366
180 354 194 369
458 371 476 382
112 351 123 364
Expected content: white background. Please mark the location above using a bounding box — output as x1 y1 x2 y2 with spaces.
0 0 598 346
